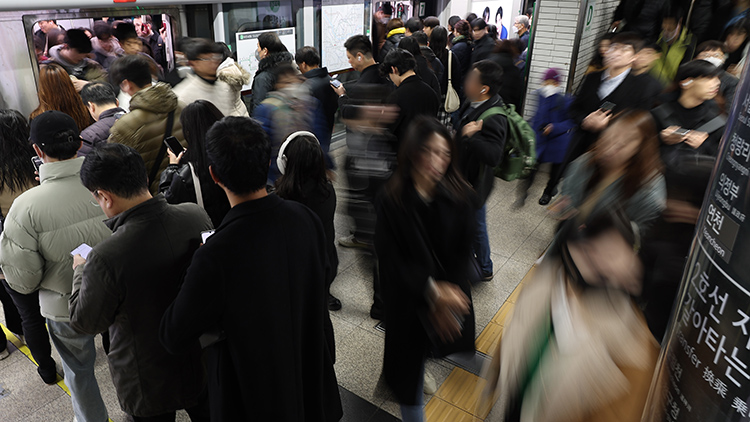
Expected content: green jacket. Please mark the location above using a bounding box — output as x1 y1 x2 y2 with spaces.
0 158 110 321
651 28 696 86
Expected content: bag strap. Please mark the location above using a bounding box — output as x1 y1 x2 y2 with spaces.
694 114 727 135
148 110 175 186
447 50 453 82
188 162 204 209
477 106 507 122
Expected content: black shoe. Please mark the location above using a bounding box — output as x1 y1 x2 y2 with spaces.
370 303 384 320
38 366 58 385
328 294 342 311
539 193 552 206
480 271 494 282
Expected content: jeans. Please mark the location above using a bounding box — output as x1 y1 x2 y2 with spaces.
47 319 108 422
473 205 493 275
2 280 56 374
399 361 425 422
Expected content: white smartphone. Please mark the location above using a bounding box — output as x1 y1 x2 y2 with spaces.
70 243 93 260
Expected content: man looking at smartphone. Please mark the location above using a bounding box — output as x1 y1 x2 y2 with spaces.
70 143 213 421
542 32 661 205
0 111 111 422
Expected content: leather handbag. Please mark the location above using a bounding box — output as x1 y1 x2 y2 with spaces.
445 50 461 113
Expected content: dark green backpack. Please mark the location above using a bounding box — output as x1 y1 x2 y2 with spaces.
478 104 537 181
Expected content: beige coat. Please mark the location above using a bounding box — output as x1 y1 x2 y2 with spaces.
109 82 186 193
480 262 659 422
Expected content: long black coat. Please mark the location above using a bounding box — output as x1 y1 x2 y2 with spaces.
303 67 338 136
70 196 212 417
387 75 440 144
455 95 508 206
375 183 476 405
160 194 342 422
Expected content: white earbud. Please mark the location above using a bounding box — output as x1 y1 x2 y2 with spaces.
276 131 320 175
481 88 486 94
358 56 362 61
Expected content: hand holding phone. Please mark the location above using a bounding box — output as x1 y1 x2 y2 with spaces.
163 136 184 156
31 156 43 172
71 243 93 260
672 127 690 137
600 101 616 112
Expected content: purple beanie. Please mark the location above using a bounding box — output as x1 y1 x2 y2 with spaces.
543 68 561 82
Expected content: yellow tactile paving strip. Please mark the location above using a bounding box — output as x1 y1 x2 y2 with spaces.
0 323 114 422
426 265 536 421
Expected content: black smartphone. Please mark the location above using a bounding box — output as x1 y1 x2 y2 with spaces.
330 79 342 88
31 156 43 172
673 127 690 137
163 136 184 156
600 101 616 112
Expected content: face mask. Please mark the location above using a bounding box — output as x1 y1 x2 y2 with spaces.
540 85 563 98
511 25 519 34
380 17 390 24
255 49 261 61
704 56 725 68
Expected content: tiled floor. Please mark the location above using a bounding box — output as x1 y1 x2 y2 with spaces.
0 146 557 421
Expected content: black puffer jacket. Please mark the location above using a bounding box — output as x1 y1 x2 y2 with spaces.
78 107 126 157
250 51 294 112
159 163 231 228
379 32 405 63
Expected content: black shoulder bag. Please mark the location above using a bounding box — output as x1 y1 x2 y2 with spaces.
148 110 176 187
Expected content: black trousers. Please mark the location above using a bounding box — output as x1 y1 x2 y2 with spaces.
545 132 594 194
129 391 211 422
0 277 22 351
1 279 56 373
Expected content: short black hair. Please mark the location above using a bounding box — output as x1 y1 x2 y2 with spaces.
344 34 373 58
641 42 662 53
696 40 725 55
80 82 118 107
412 31 429 46
272 63 301 87
109 54 153 87
423 16 440 28
185 38 220 61
113 21 138 42
258 32 288 54
81 143 149 198
381 3 393 16
405 17 424 33
34 129 81 160
206 116 271 194
93 21 112 40
611 32 645 53
295 46 321 67
65 29 93 54
448 15 461 29
471 18 488 30
471 60 504 96
381 49 417 76
676 60 721 84
466 13 478 23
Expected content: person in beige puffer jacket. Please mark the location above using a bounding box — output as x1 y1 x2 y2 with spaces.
109 54 187 194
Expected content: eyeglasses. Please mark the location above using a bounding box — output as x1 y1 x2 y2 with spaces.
196 55 223 62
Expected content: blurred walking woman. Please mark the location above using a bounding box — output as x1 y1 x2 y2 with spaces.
376 117 476 422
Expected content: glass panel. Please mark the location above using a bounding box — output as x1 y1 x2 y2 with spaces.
223 1 295 53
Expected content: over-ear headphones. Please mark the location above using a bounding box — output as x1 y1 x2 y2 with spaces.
681 80 694 88
277 131 319 175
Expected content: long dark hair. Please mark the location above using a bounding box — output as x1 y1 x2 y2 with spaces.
179 100 224 187
31 63 91 132
275 134 330 201
587 109 663 200
0 110 35 194
385 116 470 207
429 26 449 63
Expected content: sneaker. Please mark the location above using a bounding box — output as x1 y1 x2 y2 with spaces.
423 369 438 395
480 271 494 282
328 294 342 311
0 347 9 360
38 366 58 385
337 235 373 250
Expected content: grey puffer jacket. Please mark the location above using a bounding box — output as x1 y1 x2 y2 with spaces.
0 158 110 321
250 51 295 113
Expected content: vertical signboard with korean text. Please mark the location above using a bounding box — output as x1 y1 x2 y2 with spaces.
644 64 750 421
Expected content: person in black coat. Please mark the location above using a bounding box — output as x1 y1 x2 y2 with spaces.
159 100 231 227
251 32 295 112
79 82 125 157
296 46 338 168
275 131 341 314
379 18 406 63
382 49 440 147
454 60 508 281
429 26 462 99
70 143 213 420
470 19 497 65
399 37 442 98
491 40 524 111
544 32 662 204
160 116 342 422
376 116 475 422
451 20 474 80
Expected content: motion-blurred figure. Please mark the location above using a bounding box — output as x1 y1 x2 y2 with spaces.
481 209 659 422
91 21 123 71
376 117 475 422
45 28 108 88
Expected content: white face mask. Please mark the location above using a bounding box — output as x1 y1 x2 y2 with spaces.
704 56 725 68
540 85 563 98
